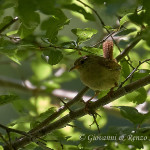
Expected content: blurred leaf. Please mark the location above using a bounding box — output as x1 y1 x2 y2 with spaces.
35 0 55 15
30 107 56 129
43 81 60 91
37 107 56 122
141 27 150 46
31 60 52 80
143 1 150 11
42 48 63 65
98 0 136 16
120 13 133 27
115 28 136 36
12 99 37 114
41 8 69 43
0 16 13 31
60 41 76 48
120 59 131 79
114 106 146 124
128 10 150 25
63 4 95 21
104 25 113 30
53 72 76 83
6 30 18 36
18 24 35 39
34 146 44 150
132 69 150 81
0 0 14 10
108 126 134 136
82 47 102 55
0 94 18 105
106 142 135 150
71 28 97 44
17 0 40 28
9 115 33 127
107 126 145 149
0 38 20 64
125 88 147 104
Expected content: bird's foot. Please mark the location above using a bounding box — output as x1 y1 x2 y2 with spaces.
107 88 114 97
84 91 100 113
107 83 118 97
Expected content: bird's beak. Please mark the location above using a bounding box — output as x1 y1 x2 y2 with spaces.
69 65 79 72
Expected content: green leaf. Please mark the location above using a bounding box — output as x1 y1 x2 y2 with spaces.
108 126 134 136
37 107 56 122
82 47 102 55
141 27 150 46
63 4 95 21
128 10 150 25
0 94 18 105
41 8 69 43
0 16 13 31
17 0 40 28
6 30 18 36
41 48 63 65
71 28 97 44
35 0 55 15
115 28 136 36
120 13 133 27
18 24 35 39
143 1 150 11
114 106 146 124
30 107 56 129
31 60 52 81
132 69 150 81
12 99 36 114
104 26 113 30
125 88 147 104
0 38 20 64
120 59 131 79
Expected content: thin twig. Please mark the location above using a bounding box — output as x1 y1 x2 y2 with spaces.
92 31 116 47
58 98 72 112
0 124 29 137
67 124 82 130
77 0 121 52
0 133 10 148
34 139 53 150
39 44 96 55
6 131 13 150
119 59 150 88
0 33 20 41
91 114 101 133
0 17 18 33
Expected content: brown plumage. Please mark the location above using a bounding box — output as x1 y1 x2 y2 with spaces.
70 55 121 91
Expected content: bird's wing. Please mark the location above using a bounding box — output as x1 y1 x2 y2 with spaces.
99 58 121 71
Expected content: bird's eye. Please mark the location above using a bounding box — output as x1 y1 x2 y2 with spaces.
80 60 85 64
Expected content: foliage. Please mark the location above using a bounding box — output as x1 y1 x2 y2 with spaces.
0 0 150 149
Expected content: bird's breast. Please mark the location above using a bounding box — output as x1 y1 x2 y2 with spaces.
79 65 120 91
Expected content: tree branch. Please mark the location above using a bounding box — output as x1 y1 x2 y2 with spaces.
0 17 18 33
116 38 141 62
0 124 28 137
3 74 150 149
29 86 89 133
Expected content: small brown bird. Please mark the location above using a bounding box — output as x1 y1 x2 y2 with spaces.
70 40 121 99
